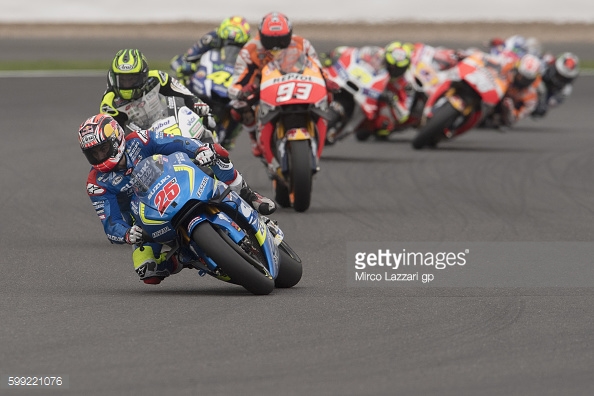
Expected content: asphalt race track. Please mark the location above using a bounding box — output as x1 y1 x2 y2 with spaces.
1 40 594 395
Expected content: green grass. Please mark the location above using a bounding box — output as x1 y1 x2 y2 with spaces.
580 60 594 70
0 59 592 72
0 60 173 71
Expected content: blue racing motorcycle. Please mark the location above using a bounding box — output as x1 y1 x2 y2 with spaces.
182 45 242 150
130 153 302 295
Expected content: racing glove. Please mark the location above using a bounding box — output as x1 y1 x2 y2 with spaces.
176 62 197 78
193 101 211 116
195 143 217 166
236 83 258 101
325 78 341 93
125 225 144 245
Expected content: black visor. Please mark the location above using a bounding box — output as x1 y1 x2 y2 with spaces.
83 140 114 165
514 74 535 89
116 73 146 89
261 33 291 50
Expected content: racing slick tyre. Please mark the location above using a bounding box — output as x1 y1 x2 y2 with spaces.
412 102 459 150
192 222 274 295
275 240 303 288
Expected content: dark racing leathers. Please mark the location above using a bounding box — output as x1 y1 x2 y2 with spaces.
86 129 240 282
172 30 222 69
100 70 202 131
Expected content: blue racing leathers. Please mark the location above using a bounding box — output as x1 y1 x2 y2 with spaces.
85 129 238 244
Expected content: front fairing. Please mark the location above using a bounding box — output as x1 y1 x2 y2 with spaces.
130 153 216 243
130 153 281 277
117 84 169 130
258 47 328 124
457 52 510 106
327 48 389 118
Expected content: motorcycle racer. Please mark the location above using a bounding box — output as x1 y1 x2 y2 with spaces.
79 114 276 285
100 49 214 137
373 42 415 136
170 16 251 82
496 54 543 127
532 52 580 118
228 12 337 163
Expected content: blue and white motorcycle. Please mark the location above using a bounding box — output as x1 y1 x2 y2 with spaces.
130 153 302 295
185 45 242 149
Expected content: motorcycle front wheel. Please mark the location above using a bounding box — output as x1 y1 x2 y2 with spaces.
275 240 303 288
192 222 274 295
288 140 313 212
411 102 460 150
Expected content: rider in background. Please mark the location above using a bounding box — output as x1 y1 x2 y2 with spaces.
100 49 214 139
487 34 529 61
170 16 251 84
499 54 543 127
228 11 339 164
78 114 276 285
532 52 580 118
374 42 415 137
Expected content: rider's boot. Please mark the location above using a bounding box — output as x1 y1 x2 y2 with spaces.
248 130 263 158
239 179 276 215
133 245 183 285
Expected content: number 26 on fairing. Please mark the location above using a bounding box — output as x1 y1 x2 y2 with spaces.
276 82 313 103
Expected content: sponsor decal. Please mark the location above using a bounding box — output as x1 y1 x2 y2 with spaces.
239 200 253 218
107 234 125 243
187 216 202 233
135 264 146 277
135 129 149 144
152 226 172 238
128 142 141 161
271 74 313 84
216 159 232 170
171 78 192 95
87 183 105 195
147 174 172 199
258 218 267 237
80 132 97 147
112 175 123 185
151 118 175 133
196 176 209 197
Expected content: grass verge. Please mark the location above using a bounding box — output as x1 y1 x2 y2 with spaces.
1 59 592 72
0 60 172 71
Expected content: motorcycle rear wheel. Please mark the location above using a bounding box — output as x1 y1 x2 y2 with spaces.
274 179 292 208
288 140 313 212
192 222 274 295
355 130 372 141
412 102 460 150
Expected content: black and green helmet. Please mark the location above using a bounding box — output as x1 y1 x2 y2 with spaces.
107 49 149 100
